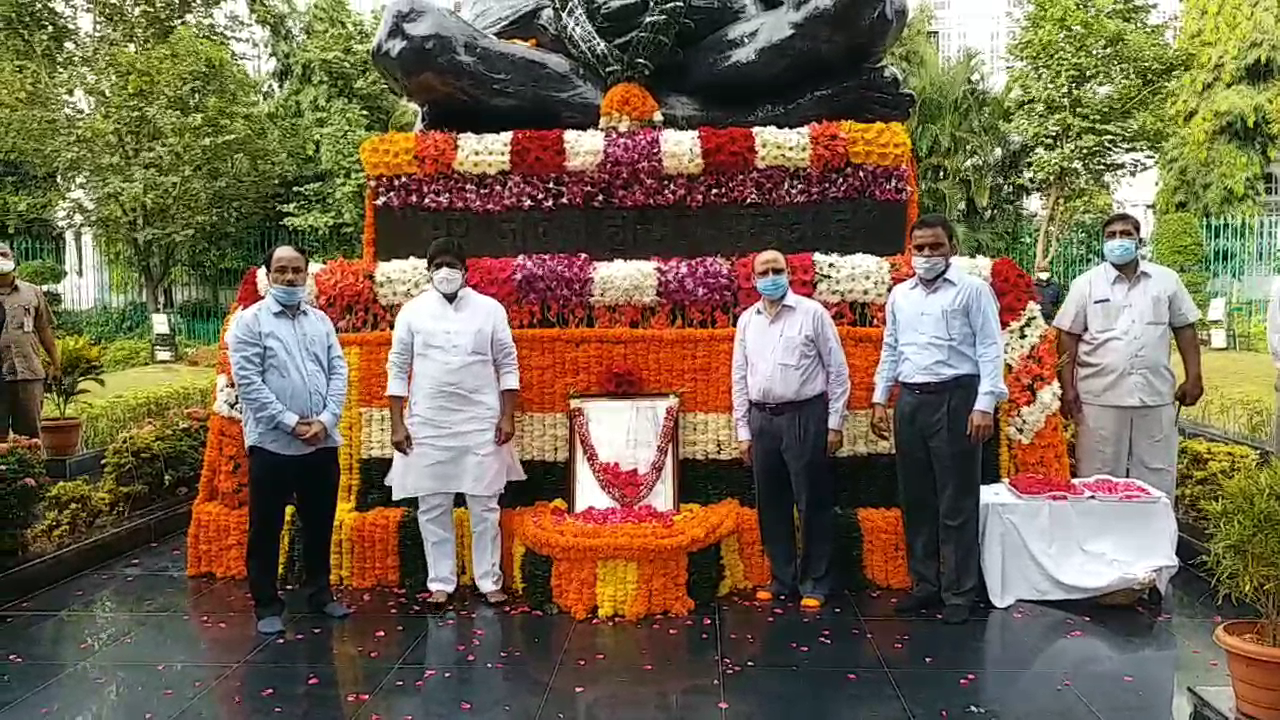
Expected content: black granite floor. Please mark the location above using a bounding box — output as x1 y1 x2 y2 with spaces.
0 535 1248 719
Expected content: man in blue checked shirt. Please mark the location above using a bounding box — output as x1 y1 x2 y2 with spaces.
228 245 353 635
870 214 1007 625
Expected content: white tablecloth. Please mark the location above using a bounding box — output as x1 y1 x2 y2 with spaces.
978 484 1180 608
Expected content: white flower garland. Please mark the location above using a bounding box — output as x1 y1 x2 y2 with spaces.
213 373 241 420
373 258 432 307
753 126 811 169
453 131 513 175
660 129 703 175
1003 303 1049 367
951 256 993 283
360 408 392 459
1006 381 1062 444
589 260 661 307
564 130 606 172
813 253 892 304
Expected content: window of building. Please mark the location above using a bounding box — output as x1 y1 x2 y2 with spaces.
1264 166 1280 202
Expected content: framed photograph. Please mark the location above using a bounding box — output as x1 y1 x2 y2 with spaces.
568 395 681 513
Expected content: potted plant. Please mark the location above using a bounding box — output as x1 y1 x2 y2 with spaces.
40 336 105 457
1204 460 1280 720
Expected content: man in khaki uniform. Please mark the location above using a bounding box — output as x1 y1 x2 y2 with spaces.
0 243 59 439
1054 213 1203 498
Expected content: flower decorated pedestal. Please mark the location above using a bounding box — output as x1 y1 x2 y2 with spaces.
185 121 1071 621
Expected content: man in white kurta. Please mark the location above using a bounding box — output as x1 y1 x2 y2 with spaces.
385 239 523 605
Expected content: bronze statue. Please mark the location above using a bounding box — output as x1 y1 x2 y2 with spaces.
371 0 913 133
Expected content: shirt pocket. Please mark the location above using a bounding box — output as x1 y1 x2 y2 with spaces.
469 325 493 357
919 307 951 341
777 330 816 367
1146 294 1171 327
1086 300 1120 332
8 303 34 333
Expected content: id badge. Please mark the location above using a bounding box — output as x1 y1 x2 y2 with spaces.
22 307 32 333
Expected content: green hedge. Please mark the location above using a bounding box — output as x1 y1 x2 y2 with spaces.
1152 212 1207 312
1177 437 1261 525
81 379 212 451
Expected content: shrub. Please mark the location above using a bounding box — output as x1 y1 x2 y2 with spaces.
1203 459 1280 647
26 477 147 551
101 338 154 372
16 259 67 287
1177 438 1261 525
0 436 48 558
80 379 212 451
54 303 149 344
102 409 209 500
43 336 105 420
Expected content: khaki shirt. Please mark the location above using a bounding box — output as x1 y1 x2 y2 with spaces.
0 280 52 381
1053 261 1200 407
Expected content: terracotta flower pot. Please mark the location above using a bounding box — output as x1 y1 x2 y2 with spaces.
1214 620 1280 720
39 417 82 458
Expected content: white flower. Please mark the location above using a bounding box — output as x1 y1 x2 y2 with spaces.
590 260 660 306
361 408 392 459
660 129 703 175
213 373 241 420
516 413 570 462
453 131 513 175
753 126 811 169
1003 303 1049 367
813 252 892 304
563 129 605 172
374 258 432 306
1007 381 1062 443
951 256 993 283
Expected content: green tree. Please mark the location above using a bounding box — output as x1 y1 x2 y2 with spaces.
70 23 285 311
1007 0 1180 269
0 0 75 243
252 0 412 247
1157 0 1280 215
890 6 1032 256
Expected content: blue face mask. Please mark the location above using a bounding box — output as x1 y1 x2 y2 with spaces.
270 284 307 306
755 274 790 300
1103 238 1138 266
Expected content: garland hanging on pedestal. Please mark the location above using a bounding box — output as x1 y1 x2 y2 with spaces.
569 403 679 507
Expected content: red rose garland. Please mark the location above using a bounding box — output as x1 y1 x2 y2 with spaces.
570 404 680 508
990 257 1036 326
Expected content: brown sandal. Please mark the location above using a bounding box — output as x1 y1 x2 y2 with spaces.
483 590 508 604
426 590 450 606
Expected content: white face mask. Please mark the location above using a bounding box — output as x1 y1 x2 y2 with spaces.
0 259 15 275
911 255 948 281
432 267 464 295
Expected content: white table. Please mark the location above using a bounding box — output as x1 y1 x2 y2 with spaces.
978 483 1181 609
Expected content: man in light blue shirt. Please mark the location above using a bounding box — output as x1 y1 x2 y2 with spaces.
228 245 352 635
871 214 1007 624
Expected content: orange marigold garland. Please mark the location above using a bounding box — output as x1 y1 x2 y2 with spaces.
600 83 662 130
856 508 911 590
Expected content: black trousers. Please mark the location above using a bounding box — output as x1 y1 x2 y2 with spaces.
749 394 835 598
893 376 982 608
246 445 340 619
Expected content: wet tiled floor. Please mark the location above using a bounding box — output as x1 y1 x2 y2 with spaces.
0 535 1245 719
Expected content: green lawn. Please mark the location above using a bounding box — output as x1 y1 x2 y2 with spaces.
1176 349 1275 441
84 364 215 399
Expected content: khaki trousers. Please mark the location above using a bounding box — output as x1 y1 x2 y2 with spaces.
1075 403 1178 498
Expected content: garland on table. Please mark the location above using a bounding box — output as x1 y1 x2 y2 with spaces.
569 403 680 508
360 122 912 178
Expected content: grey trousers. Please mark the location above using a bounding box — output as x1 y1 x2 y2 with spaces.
749 394 835 598
893 376 982 608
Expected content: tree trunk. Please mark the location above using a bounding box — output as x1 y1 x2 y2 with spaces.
142 271 162 313
1034 184 1063 272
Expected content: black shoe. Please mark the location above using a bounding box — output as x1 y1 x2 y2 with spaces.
941 605 970 625
894 593 941 616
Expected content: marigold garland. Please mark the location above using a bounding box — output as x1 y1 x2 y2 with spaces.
600 83 662 131
856 508 911 590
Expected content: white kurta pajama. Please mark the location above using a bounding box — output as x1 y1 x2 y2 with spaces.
385 287 524 594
